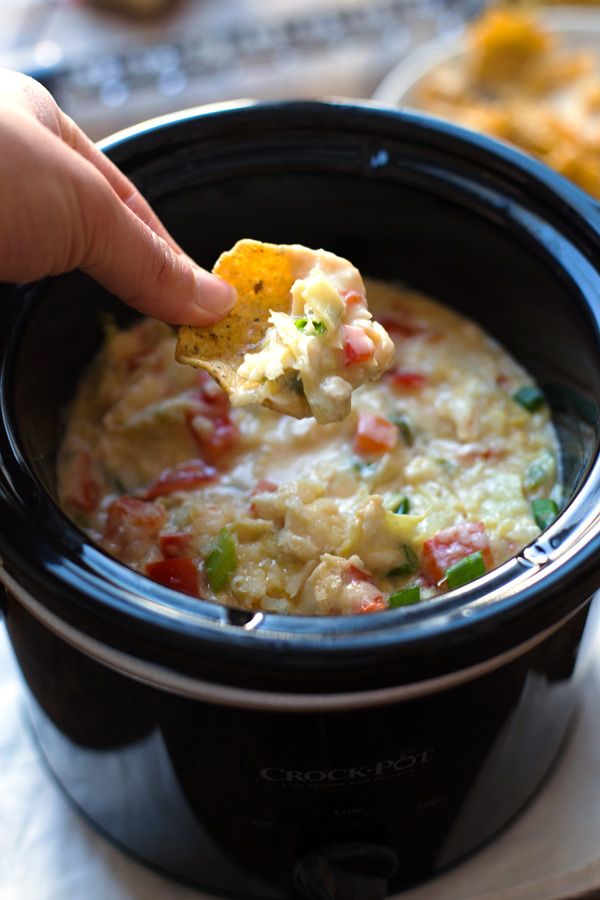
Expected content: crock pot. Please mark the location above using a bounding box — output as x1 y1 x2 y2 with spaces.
1 100 600 900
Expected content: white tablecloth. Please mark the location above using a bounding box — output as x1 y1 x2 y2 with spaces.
2 617 600 900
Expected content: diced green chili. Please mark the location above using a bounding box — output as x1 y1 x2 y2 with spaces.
387 544 419 577
384 493 410 514
395 496 410 515
205 527 237 592
513 385 546 412
390 414 414 446
353 459 378 477
445 550 486 589
524 450 555 491
295 317 326 335
389 585 420 608
532 498 558 531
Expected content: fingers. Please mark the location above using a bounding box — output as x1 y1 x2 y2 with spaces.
0 68 62 133
0 69 236 324
73 161 236 325
56 112 184 252
56 110 236 324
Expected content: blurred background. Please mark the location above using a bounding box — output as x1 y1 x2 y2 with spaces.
0 0 483 139
3 0 600 197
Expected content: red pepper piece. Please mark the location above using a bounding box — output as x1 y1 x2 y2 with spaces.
143 459 218 500
159 533 193 559
146 557 199 597
422 522 493 584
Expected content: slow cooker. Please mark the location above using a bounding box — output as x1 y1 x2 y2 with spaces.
1 101 600 899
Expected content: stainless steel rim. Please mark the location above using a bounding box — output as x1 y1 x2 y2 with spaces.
0 564 587 712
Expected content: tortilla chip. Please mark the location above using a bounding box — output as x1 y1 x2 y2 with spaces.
176 239 310 417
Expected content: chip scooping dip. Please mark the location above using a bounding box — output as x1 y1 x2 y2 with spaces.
176 240 395 424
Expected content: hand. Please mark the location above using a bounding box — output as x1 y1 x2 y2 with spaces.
0 69 236 325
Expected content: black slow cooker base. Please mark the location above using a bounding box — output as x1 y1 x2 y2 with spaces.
20 705 576 900
5 591 593 898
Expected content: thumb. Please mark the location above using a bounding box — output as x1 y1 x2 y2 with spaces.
77 165 236 326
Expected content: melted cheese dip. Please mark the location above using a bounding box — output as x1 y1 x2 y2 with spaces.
232 246 395 423
57 280 560 615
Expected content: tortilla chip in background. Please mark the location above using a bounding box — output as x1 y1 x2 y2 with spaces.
176 239 293 382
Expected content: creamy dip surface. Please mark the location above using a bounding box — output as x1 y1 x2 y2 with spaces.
58 280 560 615
223 245 395 424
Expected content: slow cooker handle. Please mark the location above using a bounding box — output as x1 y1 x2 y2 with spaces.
293 843 398 899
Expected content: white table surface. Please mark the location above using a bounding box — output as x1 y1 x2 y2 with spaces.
2 616 600 900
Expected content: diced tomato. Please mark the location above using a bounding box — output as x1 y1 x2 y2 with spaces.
379 317 426 338
249 480 278 516
62 450 101 513
386 369 428 389
210 416 237 452
422 522 493 584
252 480 278 495
103 497 166 563
194 370 228 410
343 563 386 613
457 444 505 463
354 411 398 455
124 322 162 373
342 325 375 367
143 459 218 500
188 412 238 462
380 317 441 346
160 533 193 559
104 497 166 538
186 372 239 464
146 558 199 597
343 290 366 307
356 593 387 614
344 563 373 583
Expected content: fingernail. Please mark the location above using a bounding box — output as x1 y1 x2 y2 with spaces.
194 270 236 318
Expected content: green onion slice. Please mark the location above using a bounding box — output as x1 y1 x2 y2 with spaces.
387 544 418 577
205 527 237 592
353 459 378 477
296 317 326 334
445 550 486 590
385 493 410 514
524 450 554 491
395 497 410 515
532 498 558 531
389 585 420 608
513 385 546 412
391 414 414 446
